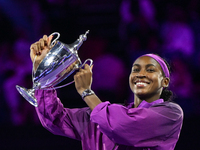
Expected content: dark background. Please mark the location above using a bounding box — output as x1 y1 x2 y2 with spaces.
0 0 200 149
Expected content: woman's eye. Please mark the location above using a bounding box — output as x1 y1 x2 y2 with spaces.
147 69 155 72
132 68 139 72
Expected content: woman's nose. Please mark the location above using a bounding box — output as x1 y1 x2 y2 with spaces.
136 70 146 78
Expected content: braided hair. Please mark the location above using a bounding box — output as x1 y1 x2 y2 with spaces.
159 57 173 101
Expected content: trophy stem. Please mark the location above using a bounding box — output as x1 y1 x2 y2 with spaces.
16 85 38 107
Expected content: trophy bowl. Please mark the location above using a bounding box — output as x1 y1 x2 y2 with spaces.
16 30 93 107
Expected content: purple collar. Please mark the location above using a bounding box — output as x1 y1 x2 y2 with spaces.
138 99 164 108
127 99 164 109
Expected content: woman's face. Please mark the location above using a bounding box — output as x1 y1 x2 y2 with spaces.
129 56 166 99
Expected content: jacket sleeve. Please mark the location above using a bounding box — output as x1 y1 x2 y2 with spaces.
35 89 91 140
90 101 183 147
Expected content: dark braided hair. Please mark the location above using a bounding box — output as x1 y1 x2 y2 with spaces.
159 57 173 101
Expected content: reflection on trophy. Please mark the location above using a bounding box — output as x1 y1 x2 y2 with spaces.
16 31 93 107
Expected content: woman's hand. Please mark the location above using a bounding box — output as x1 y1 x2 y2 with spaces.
74 64 102 110
30 35 53 72
74 64 93 95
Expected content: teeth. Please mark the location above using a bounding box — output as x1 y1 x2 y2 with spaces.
136 82 147 86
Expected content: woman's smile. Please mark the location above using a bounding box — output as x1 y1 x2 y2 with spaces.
134 80 150 88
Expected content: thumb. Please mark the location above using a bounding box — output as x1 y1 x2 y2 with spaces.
47 35 53 47
90 64 94 70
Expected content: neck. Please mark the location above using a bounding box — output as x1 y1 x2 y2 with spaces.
133 97 142 108
134 94 161 108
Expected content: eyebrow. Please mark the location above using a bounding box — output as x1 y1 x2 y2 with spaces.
132 64 156 67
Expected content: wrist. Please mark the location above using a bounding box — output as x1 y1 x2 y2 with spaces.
81 89 95 100
78 87 90 95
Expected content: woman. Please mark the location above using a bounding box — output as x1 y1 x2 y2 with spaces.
31 35 183 150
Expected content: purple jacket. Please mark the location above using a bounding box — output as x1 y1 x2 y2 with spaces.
35 89 183 150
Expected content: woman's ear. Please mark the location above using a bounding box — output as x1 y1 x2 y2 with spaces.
162 77 170 88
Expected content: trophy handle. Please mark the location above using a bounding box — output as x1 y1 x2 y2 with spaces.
49 32 60 48
46 59 93 90
79 59 93 68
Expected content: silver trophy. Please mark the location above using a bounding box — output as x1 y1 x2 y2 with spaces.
16 30 92 107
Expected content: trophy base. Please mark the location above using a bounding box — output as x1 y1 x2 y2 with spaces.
16 85 38 107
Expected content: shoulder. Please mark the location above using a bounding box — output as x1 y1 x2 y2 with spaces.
153 100 181 107
153 101 183 111
150 101 183 120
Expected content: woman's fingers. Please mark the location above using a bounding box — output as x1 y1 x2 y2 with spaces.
40 38 45 49
30 34 51 56
90 64 94 70
47 35 53 47
30 44 35 55
36 42 41 55
84 64 93 72
30 34 52 70
74 64 93 95
43 35 48 42
30 45 35 62
33 43 39 55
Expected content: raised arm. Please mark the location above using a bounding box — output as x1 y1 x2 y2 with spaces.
74 64 102 110
35 89 91 140
31 35 92 140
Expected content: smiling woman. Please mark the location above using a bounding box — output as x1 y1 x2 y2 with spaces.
30 34 183 150
129 54 171 107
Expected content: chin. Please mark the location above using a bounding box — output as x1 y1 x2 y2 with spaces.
135 92 147 98
134 89 148 95
135 89 151 98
